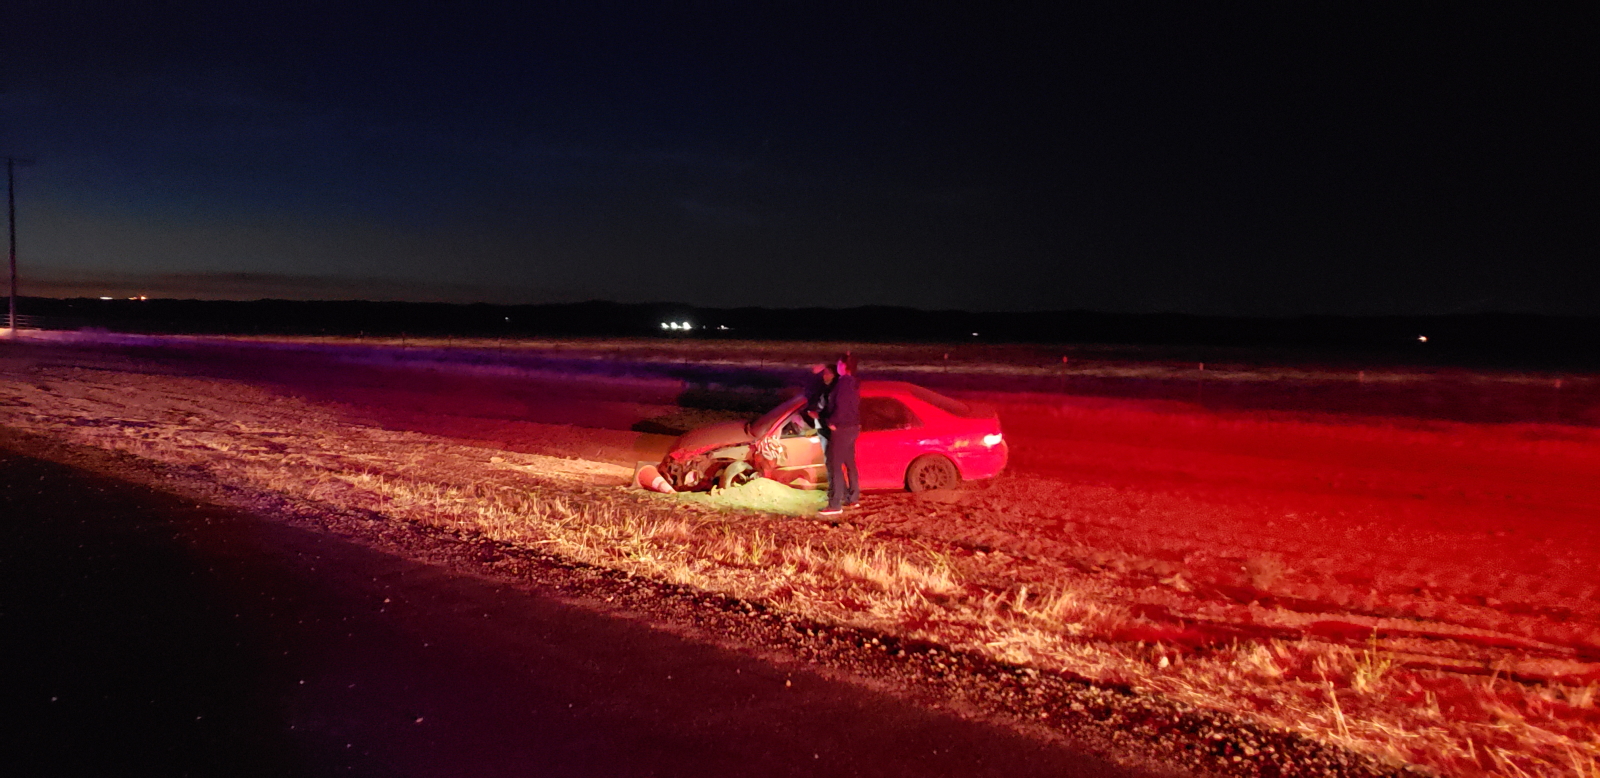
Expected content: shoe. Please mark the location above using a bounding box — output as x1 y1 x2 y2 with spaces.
819 507 843 517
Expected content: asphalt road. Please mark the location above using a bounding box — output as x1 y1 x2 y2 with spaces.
0 449 1153 778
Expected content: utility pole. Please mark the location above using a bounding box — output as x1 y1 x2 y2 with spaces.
7 157 15 335
8 157 34 336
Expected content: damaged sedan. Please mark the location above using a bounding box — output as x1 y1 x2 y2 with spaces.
640 381 1007 494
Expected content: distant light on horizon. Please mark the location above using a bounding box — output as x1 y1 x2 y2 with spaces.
1418 335 1429 343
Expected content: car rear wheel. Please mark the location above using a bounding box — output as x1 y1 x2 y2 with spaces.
905 454 960 492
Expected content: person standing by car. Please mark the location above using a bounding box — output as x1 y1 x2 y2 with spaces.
820 352 860 516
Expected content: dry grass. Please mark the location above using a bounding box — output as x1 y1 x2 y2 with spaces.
1351 631 1397 694
2 357 1597 778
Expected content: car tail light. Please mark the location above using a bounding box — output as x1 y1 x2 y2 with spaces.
982 433 1003 447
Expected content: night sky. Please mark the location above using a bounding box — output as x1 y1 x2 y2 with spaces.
4 2 1595 315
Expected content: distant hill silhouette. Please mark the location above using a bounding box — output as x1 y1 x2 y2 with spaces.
15 296 1600 370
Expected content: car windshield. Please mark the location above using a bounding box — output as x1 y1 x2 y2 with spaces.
746 396 807 438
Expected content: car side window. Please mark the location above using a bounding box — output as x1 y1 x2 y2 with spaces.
780 414 815 438
860 398 921 432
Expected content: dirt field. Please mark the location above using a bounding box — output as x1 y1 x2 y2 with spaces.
2 332 1596 778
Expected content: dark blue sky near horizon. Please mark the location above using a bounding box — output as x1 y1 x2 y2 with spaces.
3 2 1595 315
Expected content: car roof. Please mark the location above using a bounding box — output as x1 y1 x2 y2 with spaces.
858 380 989 419
859 380 925 397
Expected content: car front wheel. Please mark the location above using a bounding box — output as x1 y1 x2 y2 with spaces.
719 460 756 489
905 454 960 492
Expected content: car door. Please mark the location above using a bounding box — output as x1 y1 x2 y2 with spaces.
855 396 926 489
772 411 826 486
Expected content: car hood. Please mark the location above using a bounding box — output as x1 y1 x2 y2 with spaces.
667 420 754 460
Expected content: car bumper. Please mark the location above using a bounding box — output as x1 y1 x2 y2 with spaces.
952 440 1008 481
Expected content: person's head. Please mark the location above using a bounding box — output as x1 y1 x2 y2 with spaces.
835 352 856 376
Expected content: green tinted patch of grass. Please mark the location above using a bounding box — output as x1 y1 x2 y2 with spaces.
675 477 827 516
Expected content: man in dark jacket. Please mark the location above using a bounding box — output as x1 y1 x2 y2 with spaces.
819 352 859 516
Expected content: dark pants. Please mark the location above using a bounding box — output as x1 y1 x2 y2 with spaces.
825 425 859 509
